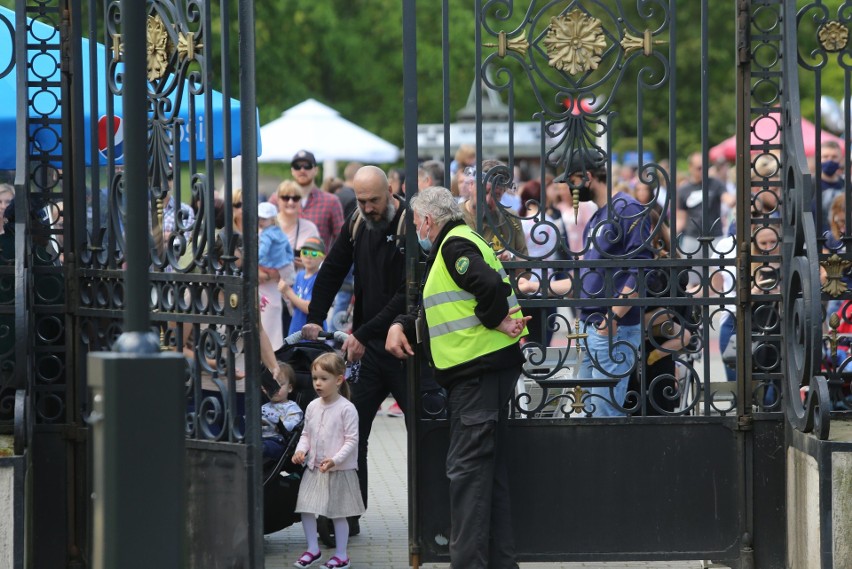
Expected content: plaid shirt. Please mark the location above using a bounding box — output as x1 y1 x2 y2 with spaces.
163 198 195 238
300 187 344 247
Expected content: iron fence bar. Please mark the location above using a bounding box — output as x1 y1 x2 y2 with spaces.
219 0 232 255
402 0 420 565
63 1 88 562
474 1 483 232
237 0 264 563
87 0 102 266
736 3 756 565
441 0 451 179
735 0 753 423
119 0 151 337
12 0 28 399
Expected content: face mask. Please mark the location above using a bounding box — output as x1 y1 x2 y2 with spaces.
417 219 433 252
575 176 593 202
822 160 841 177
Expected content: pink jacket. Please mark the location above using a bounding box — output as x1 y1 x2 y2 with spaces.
295 396 359 471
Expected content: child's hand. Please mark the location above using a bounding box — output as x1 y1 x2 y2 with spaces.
516 277 535 294
292 451 306 465
318 458 335 473
278 280 290 296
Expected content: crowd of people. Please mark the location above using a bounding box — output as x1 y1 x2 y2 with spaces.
3 139 849 568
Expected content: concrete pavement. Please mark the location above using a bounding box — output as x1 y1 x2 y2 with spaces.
262 409 709 569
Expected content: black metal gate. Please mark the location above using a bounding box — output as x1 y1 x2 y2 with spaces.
7 0 261 567
405 1 840 567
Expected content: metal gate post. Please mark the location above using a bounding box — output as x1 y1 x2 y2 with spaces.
88 2 185 568
735 1 756 567
402 0 421 567
237 0 266 564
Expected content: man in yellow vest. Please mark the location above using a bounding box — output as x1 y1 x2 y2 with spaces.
387 186 529 569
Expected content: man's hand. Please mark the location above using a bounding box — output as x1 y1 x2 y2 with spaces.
596 318 617 336
301 323 323 341
386 323 414 359
342 334 366 362
497 306 531 338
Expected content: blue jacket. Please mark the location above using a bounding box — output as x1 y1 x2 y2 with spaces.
259 225 294 269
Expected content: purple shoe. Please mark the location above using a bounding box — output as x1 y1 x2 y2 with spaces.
294 550 322 568
322 555 350 569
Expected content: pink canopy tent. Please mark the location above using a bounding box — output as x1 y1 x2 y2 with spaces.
709 116 845 163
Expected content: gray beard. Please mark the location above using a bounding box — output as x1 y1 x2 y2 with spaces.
361 199 397 232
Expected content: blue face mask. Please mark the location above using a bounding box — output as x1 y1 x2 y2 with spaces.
417 219 433 252
822 160 841 177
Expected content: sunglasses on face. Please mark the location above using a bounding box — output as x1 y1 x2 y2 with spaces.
279 194 300 202
300 249 323 258
291 163 313 171
233 202 242 209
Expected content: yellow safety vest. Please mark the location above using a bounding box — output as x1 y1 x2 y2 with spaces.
423 224 526 370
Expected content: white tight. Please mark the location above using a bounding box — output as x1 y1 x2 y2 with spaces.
300 514 350 561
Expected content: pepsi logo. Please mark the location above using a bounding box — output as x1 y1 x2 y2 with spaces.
97 115 124 161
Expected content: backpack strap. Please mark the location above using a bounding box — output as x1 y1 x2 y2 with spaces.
349 209 364 244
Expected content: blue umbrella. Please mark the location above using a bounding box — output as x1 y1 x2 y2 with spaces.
0 6 258 169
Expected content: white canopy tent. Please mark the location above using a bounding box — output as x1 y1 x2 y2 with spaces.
258 98 400 176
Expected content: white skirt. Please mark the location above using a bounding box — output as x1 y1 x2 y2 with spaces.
295 468 366 519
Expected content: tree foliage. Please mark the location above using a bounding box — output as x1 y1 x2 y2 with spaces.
3 0 849 164
249 0 741 162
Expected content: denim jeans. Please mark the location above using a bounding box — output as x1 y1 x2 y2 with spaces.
329 265 355 331
579 322 641 416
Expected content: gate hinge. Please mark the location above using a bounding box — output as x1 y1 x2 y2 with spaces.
61 9 72 68
737 0 751 66
737 414 754 431
64 257 79 312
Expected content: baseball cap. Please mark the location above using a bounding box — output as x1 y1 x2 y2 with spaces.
300 236 326 254
554 149 606 183
291 150 317 167
258 202 277 219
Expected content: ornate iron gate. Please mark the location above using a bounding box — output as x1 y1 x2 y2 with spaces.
8 0 262 566
405 1 836 567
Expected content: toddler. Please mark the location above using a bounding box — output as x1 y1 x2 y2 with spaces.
261 362 303 461
291 353 364 569
258 201 294 279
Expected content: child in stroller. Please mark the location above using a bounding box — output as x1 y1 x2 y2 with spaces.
262 330 348 537
261 362 303 462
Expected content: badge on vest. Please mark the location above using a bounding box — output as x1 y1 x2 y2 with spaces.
455 256 470 274
415 316 424 344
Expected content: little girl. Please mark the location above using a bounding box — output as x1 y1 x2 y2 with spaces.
292 352 364 569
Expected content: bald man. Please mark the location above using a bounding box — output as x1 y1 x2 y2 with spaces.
302 166 408 530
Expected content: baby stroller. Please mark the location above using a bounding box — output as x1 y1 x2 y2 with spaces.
262 330 348 535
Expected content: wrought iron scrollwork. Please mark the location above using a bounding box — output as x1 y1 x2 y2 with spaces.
76 0 250 443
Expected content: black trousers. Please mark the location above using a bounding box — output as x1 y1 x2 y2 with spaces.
349 339 407 508
446 366 520 569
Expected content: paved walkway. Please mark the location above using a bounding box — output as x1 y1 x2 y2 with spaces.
263 411 711 569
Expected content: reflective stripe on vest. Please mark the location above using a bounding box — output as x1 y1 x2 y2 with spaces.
423 224 526 369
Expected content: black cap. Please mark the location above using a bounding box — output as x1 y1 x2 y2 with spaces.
554 149 606 183
291 150 317 167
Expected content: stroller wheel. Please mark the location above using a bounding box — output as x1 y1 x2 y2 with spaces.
317 516 336 548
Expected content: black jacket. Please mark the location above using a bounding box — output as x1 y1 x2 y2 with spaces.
393 219 524 389
307 197 407 345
